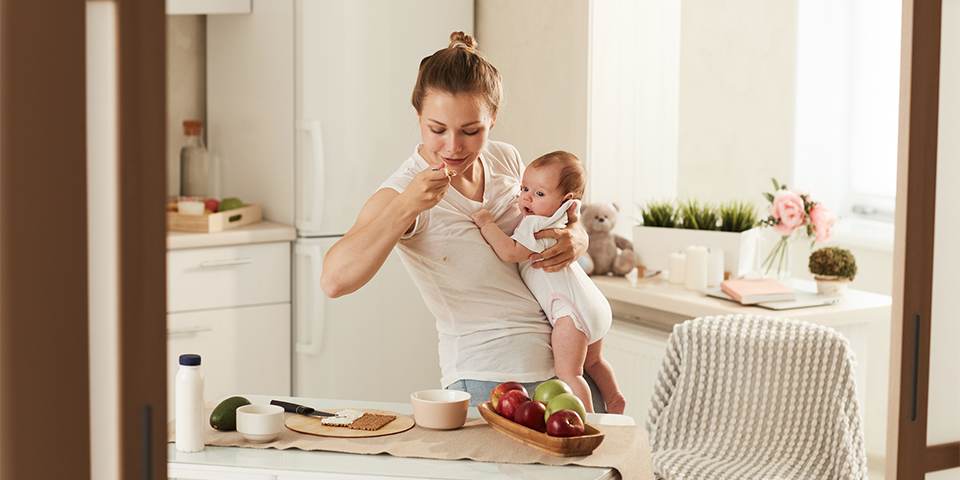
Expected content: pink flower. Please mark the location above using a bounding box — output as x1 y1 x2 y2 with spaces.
770 190 806 236
809 203 835 243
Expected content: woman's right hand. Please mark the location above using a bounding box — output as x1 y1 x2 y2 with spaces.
400 162 453 212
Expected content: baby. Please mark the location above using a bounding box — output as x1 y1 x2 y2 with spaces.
471 151 626 414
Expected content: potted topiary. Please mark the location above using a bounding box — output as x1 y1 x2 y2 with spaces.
808 246 857 296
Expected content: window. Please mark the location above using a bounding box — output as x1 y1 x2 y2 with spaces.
794 0 901 247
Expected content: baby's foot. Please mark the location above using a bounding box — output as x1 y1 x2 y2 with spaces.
604 392 626 415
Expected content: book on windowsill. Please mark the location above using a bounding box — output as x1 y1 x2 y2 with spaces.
719 278 796 305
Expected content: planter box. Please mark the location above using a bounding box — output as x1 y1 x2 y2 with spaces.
632 226 760 278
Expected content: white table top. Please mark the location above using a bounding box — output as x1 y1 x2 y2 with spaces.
168 395 620 480
592 274 892 330
166 220 297 250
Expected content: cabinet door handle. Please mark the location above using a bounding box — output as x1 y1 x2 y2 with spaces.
199 258 252 268
167 325 213 336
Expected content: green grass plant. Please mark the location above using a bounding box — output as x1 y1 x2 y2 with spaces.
678 198 719 231
718 199 758 232
639 199 678 228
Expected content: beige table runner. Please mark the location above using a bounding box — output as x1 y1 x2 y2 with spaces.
168 407 654 480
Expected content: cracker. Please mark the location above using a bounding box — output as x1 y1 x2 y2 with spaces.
347 412 397 431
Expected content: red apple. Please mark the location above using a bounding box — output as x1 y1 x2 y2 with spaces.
546 409 584 437
204 198 220 213
514 400 548 432
497 389 530 420
490 381 527 411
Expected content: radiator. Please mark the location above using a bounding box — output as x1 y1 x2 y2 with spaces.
602 320 670 423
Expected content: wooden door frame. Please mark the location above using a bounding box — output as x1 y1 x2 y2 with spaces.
887 0 960 477
115 1 168 478
0 1 91 478
0 0 166 479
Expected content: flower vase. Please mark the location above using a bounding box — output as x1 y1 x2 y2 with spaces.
760 233 793 282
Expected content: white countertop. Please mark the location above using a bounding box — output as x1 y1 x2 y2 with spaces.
168 395 620 480
592 274 892 331
167 220 297 250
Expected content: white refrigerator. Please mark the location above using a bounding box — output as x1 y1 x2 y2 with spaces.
207 0 474 403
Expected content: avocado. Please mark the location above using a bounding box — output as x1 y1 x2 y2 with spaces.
209 396 251 430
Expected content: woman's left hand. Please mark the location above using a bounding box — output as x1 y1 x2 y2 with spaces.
530 202 588 272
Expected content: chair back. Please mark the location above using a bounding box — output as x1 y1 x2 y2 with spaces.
645 314 867 479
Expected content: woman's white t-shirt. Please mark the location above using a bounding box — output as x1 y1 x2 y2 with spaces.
379 141 554 388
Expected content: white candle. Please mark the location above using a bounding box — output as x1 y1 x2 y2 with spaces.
684 245 708 291
668 252 686 285
707 248 725 287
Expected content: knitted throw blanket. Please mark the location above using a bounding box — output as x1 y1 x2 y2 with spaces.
645 314 867 480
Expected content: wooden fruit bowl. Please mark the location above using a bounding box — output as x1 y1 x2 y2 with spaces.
477 401 604 457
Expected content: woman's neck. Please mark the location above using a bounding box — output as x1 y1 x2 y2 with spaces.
450 156 484 202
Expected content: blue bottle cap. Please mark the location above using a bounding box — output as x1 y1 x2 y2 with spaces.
179 354 201 366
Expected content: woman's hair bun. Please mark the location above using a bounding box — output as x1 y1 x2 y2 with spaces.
448 31 476 49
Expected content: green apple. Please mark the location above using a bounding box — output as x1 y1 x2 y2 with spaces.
533 379 573 405
218 197 244 212
544 392 586 425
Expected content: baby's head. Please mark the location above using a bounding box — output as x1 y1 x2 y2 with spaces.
519 151 586 216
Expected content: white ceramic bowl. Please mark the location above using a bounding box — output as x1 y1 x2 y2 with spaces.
236 404 284 443
410 390 471 430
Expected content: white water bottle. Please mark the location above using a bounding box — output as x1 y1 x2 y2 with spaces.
175 353 205 452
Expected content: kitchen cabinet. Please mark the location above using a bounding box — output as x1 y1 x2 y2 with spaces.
166 222 296 420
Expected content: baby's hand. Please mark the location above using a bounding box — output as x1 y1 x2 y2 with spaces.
471 209 494 228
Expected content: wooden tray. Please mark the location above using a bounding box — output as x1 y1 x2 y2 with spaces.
285 408 414 438
477 401 604 457
167 204 262 233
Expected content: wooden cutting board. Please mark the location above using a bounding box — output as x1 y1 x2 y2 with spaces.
285 408 415 438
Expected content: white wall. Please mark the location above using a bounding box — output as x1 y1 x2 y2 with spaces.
88 4 120 479
475 0 590 166
676 0 797 208
927 1 960 478
166 16 206 199
588 0 681 232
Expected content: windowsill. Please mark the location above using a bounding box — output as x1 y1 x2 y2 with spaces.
830 217 895 253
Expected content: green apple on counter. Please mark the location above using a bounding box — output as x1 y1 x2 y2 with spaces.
543 392 586 425
533 378 573 405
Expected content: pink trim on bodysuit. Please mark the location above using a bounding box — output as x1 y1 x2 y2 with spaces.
545 293 592 342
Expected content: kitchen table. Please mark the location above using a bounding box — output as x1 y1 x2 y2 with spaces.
168 395 629 480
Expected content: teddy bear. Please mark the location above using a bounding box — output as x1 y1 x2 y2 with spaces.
578 202 637 276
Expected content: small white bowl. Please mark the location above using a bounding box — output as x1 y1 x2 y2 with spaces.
410 390 471 430
236 404 284 443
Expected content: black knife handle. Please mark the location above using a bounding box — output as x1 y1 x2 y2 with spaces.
270 399 315 415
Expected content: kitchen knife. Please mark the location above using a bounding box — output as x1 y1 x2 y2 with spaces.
270 399 337 417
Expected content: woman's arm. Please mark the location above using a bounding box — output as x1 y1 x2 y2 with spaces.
471 209 533 263
529 202 588 273
320 162 450 298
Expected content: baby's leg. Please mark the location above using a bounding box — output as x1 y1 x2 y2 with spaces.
583 338 626 414
552 316 594 413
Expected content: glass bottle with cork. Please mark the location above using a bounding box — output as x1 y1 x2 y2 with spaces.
179 120 209 198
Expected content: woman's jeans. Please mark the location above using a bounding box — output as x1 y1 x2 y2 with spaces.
445 374 607 413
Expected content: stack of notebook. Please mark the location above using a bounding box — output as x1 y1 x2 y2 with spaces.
701 278 842 310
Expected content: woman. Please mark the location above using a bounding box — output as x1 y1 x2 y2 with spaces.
320 32 591 407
